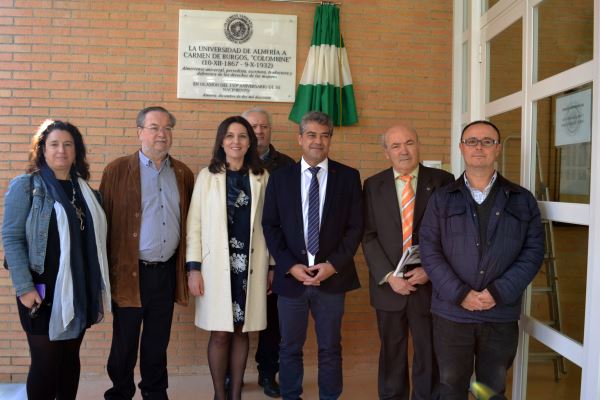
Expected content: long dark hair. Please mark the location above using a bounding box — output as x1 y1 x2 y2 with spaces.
208 116 264 175
27 119 90 180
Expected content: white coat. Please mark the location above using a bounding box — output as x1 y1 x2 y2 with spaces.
186 167 269 332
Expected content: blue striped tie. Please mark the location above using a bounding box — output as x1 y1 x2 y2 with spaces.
307 166 321 255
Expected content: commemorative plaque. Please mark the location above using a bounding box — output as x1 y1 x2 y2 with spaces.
178 10 297 102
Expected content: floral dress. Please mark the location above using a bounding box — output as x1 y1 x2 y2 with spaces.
226 170 251 325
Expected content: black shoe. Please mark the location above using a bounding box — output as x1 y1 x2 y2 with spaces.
258 375 281 398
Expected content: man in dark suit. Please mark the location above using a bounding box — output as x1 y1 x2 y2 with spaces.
362 124 454 400
262 111 363 400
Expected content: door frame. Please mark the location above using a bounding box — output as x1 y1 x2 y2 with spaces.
452 1 600 398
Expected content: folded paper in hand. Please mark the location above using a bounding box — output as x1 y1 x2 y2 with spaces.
393 245 421 277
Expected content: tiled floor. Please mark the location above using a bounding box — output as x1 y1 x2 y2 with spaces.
0 363 377 400
77 364 377 399
0 356 581 399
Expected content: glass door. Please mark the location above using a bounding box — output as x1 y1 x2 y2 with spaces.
452 0 600 398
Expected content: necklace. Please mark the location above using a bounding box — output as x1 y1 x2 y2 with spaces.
70 179 85 231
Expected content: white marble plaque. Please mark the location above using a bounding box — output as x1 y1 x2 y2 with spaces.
178 10 297 102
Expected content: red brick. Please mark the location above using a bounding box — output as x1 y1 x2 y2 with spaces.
90 19 126 29
12 71 49 80
0 44 30 52
14 17 51 26
15 0 51 7
51 35 88 45
32 8 70 18
51 1 87 9
51 53 88 63
128 3 165 13
52 17 89 27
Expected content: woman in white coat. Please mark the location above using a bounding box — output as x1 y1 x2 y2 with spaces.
186 116 270 400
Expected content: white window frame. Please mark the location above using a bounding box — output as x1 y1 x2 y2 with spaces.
452 0 600 398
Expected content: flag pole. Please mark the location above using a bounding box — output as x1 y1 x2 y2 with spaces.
337 5 343 126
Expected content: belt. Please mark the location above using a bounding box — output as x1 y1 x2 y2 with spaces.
139 259 171 269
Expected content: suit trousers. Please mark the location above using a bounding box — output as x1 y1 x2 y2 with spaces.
105 259 176 400
375 285 438 400
278 287 345 400
255 292 280 378
433 315 518 400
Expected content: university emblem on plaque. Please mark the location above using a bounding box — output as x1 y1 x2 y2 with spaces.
224 14 253 44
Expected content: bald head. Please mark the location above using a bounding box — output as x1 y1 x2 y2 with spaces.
383 124 420 175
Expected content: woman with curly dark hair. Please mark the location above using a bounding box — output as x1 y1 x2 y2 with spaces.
186 116 270 400
2 119 111 400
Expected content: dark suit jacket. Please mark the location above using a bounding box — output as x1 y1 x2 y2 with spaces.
362 164 454 311
263 144 295 173
262 159 363 298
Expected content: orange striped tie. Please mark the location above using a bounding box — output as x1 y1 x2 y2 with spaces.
400 175 415 253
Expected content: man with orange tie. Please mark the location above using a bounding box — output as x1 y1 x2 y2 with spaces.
362 124 454 400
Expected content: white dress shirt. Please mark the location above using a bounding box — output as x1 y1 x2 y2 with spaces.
300 157 328 266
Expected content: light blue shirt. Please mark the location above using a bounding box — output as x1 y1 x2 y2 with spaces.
300 157 328 266
138 151 180 262
464 171 498 204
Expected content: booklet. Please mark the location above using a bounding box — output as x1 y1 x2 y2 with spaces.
393 245 421 277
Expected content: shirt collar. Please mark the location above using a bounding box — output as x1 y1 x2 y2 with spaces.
301 157 328 174
464 170 497 194
393 164 420 181
138 150 170 169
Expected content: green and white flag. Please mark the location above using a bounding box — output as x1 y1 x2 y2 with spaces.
289 4 358 126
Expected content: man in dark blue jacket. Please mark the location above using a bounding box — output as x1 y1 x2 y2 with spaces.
419 120 544 400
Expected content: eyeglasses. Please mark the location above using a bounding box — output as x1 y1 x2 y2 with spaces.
140 126 173 134
461 137 499 147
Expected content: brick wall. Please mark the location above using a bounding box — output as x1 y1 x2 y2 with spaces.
0 0 453 381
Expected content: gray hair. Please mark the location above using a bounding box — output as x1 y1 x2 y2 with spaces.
299 111 333 136
136 106 176 128
241 107 272 126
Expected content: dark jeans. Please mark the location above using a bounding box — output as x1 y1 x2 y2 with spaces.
26 332 85 400
433 315 518 400
278 287 345 400
255 292 281 379
105 260 176 400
